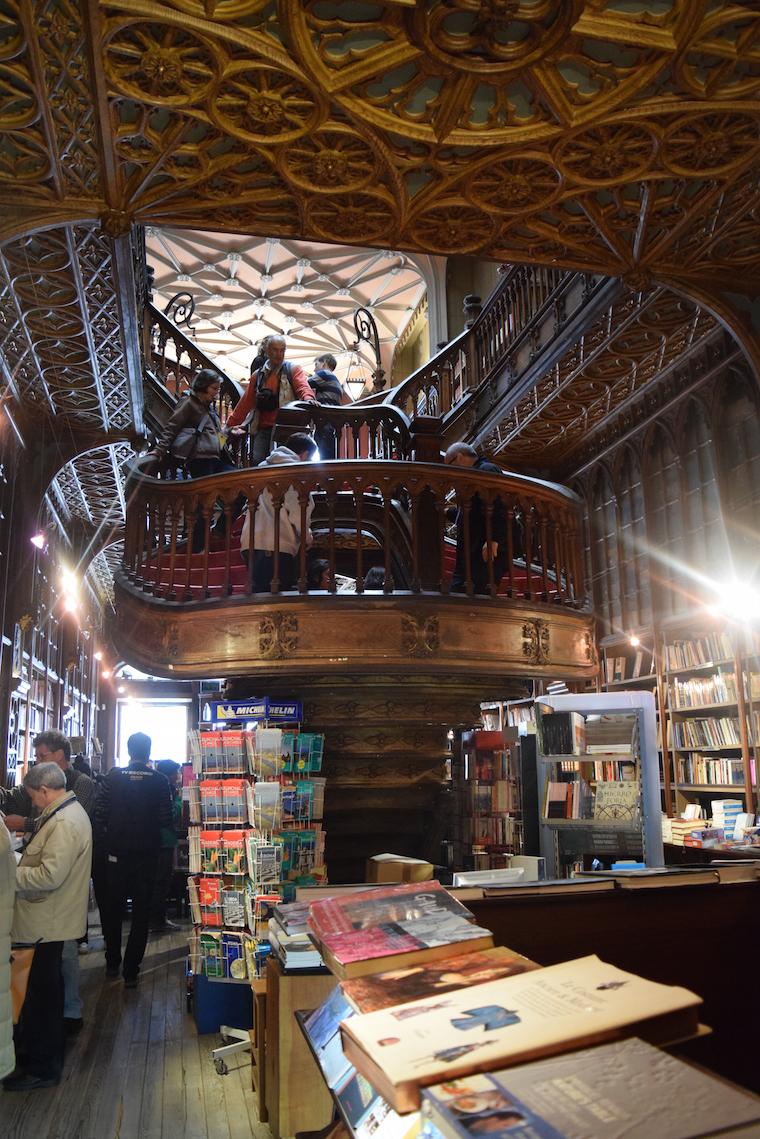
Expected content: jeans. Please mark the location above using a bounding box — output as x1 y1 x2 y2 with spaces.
61 939 82 1018
150 847 175 926
251 428 274 465
103 850 158 981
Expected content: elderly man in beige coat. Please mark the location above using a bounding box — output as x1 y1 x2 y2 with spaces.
3 762 91 1092
0 820 15 1082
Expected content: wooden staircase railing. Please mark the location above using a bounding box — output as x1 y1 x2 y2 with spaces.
145 299 243 421
385 264 603 434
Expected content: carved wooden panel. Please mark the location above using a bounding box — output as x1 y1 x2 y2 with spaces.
112 587 596 683
484 287 723 475
0 2 757 291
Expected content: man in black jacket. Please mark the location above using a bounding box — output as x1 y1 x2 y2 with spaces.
444 442 520 595
95 732 173 988
308 353 343 459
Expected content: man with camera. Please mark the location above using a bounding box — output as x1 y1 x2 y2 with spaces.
227 335 315 464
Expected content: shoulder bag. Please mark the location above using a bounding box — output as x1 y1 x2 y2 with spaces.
171 411 211 460
10 945 36 1024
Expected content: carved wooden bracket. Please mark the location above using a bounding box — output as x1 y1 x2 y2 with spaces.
401 614 440 658
259 613 298 659
522 618 550 665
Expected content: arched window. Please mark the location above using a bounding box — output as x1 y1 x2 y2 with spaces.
716 377 760 582
643 428 686 618
616 449 651 628
589 467 621 633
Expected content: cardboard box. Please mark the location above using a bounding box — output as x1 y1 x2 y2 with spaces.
366 853 434 883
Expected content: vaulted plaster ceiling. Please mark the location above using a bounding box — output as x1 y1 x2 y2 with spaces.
145 229 428 387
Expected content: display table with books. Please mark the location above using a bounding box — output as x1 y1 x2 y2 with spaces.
293 879 760 1139
264 957 336 1139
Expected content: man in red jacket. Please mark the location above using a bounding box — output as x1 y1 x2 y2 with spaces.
227 335 315 464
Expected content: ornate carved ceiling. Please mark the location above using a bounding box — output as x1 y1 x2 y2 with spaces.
1 0 758 293
0 225 140 435
0 0 758 604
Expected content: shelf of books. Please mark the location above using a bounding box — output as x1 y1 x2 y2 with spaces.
535 691 663 876
599 635 656 689
186 703 328 991
293 880 760 1139
660 617 760 848
460 729 522 871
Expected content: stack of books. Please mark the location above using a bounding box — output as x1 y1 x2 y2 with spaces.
307 881 494 979
267 900 324 970
420 1037 760 1139
710 798 744 840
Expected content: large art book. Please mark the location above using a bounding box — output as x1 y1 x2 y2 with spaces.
316 916 494 980
339 955 702 1113
342 947 540 1014
309 880 475 937
422 1038 760 1139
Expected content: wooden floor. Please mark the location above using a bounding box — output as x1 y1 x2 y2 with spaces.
2 921 272 1139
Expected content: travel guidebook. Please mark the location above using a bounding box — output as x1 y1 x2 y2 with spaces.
422 1038 760 1139
339 955 703 1113
342 947 541 1015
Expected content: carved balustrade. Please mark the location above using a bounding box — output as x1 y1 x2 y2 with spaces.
121 456 586 610
146 302 242 416
388 265 594 421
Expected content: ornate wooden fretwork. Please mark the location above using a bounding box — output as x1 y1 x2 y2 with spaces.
0 2 757 289
522 618 551 666
259 612 299 659
0 0 758 605
401 614 440 658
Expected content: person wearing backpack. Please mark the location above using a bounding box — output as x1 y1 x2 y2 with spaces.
227 335 315 464
308 353 344 459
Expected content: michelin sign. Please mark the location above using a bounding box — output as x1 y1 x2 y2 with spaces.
202 697 302 723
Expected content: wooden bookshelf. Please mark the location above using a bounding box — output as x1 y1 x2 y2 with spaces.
459 727 523 870
600 617 760 824
661 614 757 822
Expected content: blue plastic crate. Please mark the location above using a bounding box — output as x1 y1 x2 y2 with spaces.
192 972 253 1035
